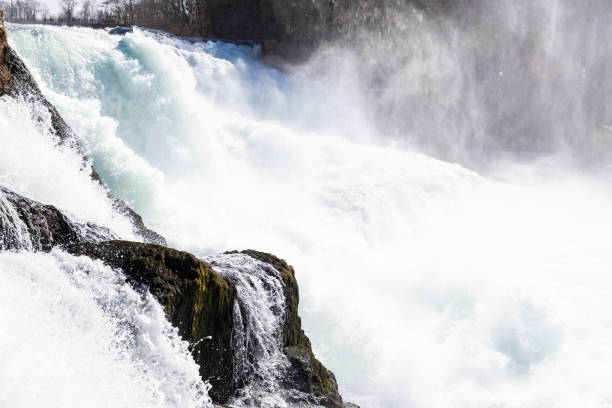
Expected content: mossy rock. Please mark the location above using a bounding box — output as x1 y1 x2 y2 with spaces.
67 240 237 402
239 250 345 408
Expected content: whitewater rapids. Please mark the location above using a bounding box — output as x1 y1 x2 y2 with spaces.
3 17 612 408
0 250 211 408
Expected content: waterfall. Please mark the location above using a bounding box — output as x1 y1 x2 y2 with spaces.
207 253 322 408
3 4 612 405
0 249 212 408
0 189 34 250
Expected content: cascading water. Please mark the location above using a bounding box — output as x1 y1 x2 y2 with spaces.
0 189 33 250
0 185 121 251
3 1 612 406
206 253 323 408
0 94 137 240
0 72 213 407
0 249 212 408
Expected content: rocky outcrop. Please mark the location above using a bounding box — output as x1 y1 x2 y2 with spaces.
66 240 237 402
1 14 77 147
111 199 166 245
239 250 347 408
0 12 165 245
0 186 117 251
65 242 354 407
0 11 10 95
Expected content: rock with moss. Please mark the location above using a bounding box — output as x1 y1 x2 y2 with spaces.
239 250 350 408
66 240 237 402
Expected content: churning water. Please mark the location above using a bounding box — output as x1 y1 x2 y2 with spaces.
4 1 612 405
0 250 211 408
207 253 309 408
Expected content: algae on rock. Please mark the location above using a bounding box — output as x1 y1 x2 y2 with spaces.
67 240 237 402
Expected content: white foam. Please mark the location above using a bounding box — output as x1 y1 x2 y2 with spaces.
0 95 137 239
0 249 212 408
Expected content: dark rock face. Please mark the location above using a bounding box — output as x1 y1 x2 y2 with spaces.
66 240 237 402
200 0 446 61
0 186 117 251
0 12 165 245
240 250 346 408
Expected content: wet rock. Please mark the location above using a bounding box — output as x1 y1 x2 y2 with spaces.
108 26 134 35
0 186 117 251
239 250 346 408
66 240 237 402
2 35 77 147
110 199 166 245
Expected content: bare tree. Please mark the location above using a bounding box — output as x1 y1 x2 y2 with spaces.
40 3 49 20
0 1 9 19
80 0 96 21
61 0 78 20
23 0 40 20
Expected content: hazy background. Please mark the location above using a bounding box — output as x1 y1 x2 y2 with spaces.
304 0 612 168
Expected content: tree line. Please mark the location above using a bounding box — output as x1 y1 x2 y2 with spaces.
0 0 207 34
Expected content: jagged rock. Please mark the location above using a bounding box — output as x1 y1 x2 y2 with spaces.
239 250 346 408
108 26 134 35
110 199 166 245
66 240 237 402
0 12 165 245
0 186 117 251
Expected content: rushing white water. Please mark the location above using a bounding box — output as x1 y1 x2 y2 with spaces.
0 250 212 408
0 95 137 240
0 190 34 250
4 8 612 407
207 253 309 408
